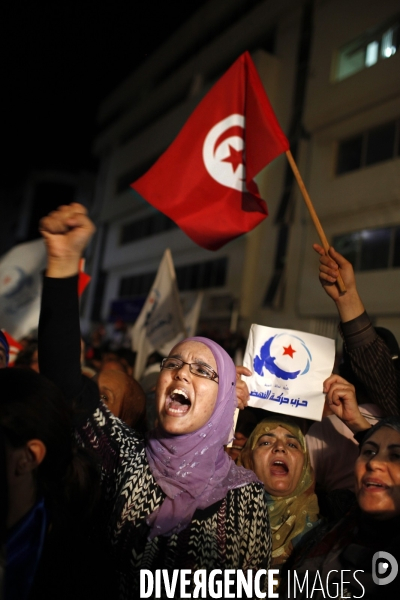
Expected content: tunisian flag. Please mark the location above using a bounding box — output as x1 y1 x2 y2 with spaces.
131 51 289 251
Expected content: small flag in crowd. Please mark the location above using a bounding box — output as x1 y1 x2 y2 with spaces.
78 258 91 296
243 324 335 421
131 249 186 380
132 51 289 251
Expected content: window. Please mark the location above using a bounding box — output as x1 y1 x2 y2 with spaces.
365 121 396 165
336 135 363 174
176 258 227 291
119 271 157 298
336 118 399 175
394 228 400 267
333 226 400 272
119 257 228 298
334 15 399 81
120 213 177 244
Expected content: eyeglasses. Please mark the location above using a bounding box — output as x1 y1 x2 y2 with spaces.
160 357 219 383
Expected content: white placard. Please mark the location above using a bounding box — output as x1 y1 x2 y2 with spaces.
243 324 335 421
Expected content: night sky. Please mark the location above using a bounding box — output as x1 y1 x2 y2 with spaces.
3 1 208 187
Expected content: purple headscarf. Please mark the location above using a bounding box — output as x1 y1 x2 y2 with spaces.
145 336 259 539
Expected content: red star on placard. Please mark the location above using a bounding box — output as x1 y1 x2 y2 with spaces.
221 145 244 173
283 344 296 358
2 276 11 285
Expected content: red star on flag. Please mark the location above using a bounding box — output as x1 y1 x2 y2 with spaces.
283 344 296 358
221 144 244 173
2 276 11 285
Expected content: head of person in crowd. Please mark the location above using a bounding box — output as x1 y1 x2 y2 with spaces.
115 348 136 377
0 368 99 530
99 351 129 374
100 359 127 373
225 406 266 462
239 415 319 565
98 370 146 430
14 342 39 373
139 351 165 429
355 416 400 520
0 331 9 368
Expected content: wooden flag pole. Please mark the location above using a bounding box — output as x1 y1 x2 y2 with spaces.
285 150 346 294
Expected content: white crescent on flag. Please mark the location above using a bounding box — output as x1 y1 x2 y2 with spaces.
202 114 247 191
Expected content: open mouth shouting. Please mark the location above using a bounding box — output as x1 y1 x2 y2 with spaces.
251 426 305 497
165 388 192 416
270 460 289 476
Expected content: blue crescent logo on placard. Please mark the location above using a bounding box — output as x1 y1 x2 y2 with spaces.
254 334 312 381
202 114 247 191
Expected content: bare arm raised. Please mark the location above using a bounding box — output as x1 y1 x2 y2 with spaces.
313 244 364 322
323 374 371 433
39 202 96 277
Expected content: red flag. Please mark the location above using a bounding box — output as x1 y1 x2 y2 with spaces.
78 258 91 297
131 51 289 251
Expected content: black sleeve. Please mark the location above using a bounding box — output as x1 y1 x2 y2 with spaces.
38 275 98 414
340 311 400 416
38 274 144 509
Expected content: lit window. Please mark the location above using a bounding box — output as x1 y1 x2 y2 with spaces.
365 41 379 66
334 16 399 81
381 26 397 58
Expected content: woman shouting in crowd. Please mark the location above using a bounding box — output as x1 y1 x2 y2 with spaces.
37 203 271 598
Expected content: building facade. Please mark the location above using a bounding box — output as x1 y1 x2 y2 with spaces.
85 0 400 346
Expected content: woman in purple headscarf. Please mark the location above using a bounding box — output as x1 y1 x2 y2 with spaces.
38 204 271 599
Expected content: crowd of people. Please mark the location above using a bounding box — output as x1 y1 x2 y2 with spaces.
1 203 399 599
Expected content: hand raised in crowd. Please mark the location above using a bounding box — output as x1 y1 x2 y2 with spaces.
313 244 365 321
235 365 251 410
225 431 248 462
39 203 96 277
224 367 251 460
323 374 371 433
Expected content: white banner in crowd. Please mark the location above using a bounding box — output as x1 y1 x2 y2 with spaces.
158 291 204 356
243 324 335 421
0 239 47 340
132 249 186 380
